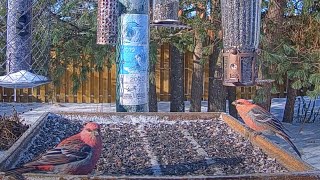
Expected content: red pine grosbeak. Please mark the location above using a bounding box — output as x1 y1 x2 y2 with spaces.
5 122 103 175
232 99 301 157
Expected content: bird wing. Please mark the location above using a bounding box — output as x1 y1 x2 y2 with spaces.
247 106 290 137
24 139 92 167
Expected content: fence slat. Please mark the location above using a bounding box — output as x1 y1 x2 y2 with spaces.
1 46 267 103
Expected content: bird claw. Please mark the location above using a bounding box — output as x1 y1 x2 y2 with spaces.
252 131 262 137
244 128 262 140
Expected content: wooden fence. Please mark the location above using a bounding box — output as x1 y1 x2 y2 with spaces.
0 43 256 103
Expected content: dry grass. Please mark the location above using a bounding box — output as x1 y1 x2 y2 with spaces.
0 109 29 150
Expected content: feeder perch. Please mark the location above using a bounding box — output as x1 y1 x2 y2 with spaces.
0 0 51 89
151 0 188 29
221 0 261 86
97 0 119 45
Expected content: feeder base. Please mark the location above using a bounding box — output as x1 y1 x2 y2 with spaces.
0 70 50 89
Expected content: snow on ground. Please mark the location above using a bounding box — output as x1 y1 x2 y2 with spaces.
0 98 319 170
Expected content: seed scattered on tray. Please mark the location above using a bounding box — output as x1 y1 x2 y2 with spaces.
5 114 288 175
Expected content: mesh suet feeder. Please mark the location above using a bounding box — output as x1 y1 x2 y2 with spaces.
97 0 119 45
151 0 188 29
0 0 51 89
221 0 262 86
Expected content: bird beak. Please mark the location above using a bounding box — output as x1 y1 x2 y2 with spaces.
91 130 100 136
231 101 237 106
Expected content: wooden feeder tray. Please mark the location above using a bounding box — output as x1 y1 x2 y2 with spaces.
0 112 318 180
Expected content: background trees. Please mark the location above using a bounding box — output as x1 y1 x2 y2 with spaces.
1 0 318 121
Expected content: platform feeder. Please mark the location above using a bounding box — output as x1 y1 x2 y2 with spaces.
221 0 261 86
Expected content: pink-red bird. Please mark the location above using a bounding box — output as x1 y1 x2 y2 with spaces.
5 122 103 175
232 99 301 157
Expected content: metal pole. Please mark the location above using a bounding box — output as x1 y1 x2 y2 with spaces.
116 0 149 112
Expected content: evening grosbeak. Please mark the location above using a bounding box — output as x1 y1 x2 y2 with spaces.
232 99 301 157
5 122 103 175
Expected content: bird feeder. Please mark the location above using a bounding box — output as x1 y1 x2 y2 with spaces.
151 0 188 28
97 0 119 45
116 0 150 112
0 0 51 89
221 0 261 86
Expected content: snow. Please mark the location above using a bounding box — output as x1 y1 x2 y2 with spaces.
0 98 319 170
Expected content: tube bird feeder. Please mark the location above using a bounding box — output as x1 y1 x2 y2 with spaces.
151 0 188 29
0 0 51 89
221 0 261 86
97 0 119 45
116 0 150 112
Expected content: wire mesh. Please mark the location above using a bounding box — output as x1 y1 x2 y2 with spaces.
151 0 189 29
96 0 118 45
0 0 52 89
221 0 261 52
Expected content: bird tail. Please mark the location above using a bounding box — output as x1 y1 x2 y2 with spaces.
278 133 301 158
4 166 36 176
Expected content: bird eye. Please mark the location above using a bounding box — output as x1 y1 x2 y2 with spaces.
86 128 92 132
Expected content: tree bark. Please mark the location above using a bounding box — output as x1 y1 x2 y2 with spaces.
258 0 287 111
148 57 158 112
208 44 225 112
227 86 237 118
170 45 185 112
190 30 204 112
283 79 297 123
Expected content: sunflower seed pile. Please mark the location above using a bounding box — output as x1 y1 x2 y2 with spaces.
95 118 287 176
9 114 82 169
6 114 288 176
95 123 153 175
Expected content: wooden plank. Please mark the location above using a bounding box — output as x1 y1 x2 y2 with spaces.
156 46 161 101
159 44 165 101
68 65 75 103
2 171 320 180
101 66 108 103
99 70 104 103
90 66 95 103
0 87 3 102
110 65 116 103
94 69 100 103
76 66 83 103
39 85 46 102
164 43 170 101
21 88 28 103
185 51 193 100
221 113 314 172
31 87 37 102
17 89 23 102
59 69 66 103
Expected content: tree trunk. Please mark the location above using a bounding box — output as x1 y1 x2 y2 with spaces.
149 56 158 112
227 86 237 118
283 79 297 123
170 45 185 112
208 44 225 112
258 0 287 111
190 30 204 112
